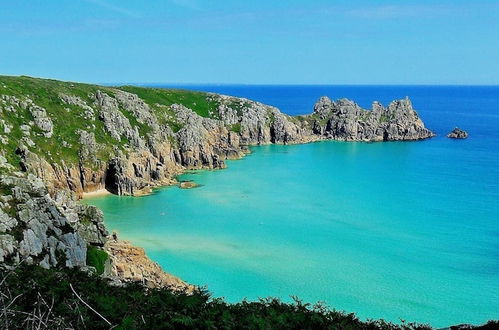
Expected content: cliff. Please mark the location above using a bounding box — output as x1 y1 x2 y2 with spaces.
302 96 435 141
0 75 435 286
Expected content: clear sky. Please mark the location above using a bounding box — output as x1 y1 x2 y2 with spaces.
1 0 499 84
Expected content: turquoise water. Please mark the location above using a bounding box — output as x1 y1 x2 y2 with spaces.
85 86 499 327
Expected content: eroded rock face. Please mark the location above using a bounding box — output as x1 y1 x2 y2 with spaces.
308 97 435 141
0 174 89 268
104 237 194 292
95 90 145 149
447 127 468 139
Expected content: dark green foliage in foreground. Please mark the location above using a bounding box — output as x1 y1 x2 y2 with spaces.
86 246 108 275
1 266 497 330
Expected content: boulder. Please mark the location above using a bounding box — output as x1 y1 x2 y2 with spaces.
447 127 468 139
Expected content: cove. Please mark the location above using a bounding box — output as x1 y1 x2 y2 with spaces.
85 139 499 328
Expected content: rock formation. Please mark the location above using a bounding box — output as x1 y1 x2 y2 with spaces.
104 237 194 292
305 96 435 141
447 127 468 139
0 174 91 268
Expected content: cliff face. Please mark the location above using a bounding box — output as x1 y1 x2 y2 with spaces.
305 96 435 141
0 76 435 287
104 238 194 292
0 173 106 269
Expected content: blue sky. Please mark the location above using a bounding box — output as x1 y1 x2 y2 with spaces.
1 0 498 84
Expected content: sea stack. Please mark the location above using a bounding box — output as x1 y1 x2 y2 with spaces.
447 127 468 139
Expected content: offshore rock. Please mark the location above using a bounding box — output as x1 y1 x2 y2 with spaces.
447 127 468 139
308 96 435 141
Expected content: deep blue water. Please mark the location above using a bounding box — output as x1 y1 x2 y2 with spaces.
87 85 499 327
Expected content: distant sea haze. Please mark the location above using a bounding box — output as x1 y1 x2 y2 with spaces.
87 85 499 327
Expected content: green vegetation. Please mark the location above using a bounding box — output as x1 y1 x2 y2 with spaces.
0 265 450 330
0 75 111 166
118 85 220 119
86 246 108 275
379 114 394 123
0 76 225 170
229 122 241 133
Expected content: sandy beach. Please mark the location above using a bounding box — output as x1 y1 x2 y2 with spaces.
82 188 111 198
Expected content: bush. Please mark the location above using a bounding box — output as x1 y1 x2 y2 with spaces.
86 246 108 275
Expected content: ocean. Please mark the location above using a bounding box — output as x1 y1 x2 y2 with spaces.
84 85 499 327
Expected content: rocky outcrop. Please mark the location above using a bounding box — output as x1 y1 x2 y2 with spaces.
179 181 199 189
0 172 189 292
447 127 468 139
307 96 435 141
173 103 241 168
0 174 89 268
104 237 194 292
59 93 96 120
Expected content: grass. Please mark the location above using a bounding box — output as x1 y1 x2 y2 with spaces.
86 246 108 275
229 122 241 133
118 85 220 119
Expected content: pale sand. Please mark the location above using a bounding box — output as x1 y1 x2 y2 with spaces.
82 189 111 199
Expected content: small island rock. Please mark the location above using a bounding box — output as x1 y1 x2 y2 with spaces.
179 181 199 189
447 127 468 139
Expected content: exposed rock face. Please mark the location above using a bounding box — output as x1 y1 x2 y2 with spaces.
447 127 468 139
115 90 160 130
307 96 435 141
0 174 92 268
104 237 194 292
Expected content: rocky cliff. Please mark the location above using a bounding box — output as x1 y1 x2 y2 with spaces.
0 75 435 288
447 127 468 139
301 96 435 141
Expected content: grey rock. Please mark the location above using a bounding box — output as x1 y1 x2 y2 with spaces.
59 93 96 120
447 127 468 139
0 235 16 262
309 96 435 141
115 90 159 130
0 174 89 269
0 209 17 232
19 229 44 257
95 90 145 148
27 103 54 138
77 130 98 162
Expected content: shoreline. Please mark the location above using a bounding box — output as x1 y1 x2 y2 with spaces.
82 188 111 199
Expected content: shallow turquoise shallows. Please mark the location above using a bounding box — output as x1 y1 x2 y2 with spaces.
84 86 499 327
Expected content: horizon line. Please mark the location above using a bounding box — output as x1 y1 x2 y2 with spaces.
3 74 499 87
108 82 499 87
